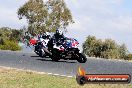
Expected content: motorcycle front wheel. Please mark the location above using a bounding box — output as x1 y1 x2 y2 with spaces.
77 53 87 63
51 49 60 62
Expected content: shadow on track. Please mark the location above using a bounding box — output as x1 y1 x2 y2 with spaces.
31 56 40 57
31 55 50 58
36 59 77 63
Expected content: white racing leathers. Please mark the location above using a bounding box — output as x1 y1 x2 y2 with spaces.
39 38 52 55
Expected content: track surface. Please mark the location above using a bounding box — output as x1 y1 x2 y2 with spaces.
0 50 132 78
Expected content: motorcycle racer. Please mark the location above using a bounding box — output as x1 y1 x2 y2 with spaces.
53 29 65 45
47 30 87 63
53 29 71 47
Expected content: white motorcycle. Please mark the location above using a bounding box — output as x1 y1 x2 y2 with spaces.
34 35 50 57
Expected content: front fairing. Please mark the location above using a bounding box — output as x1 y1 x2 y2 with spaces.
64 38 79 48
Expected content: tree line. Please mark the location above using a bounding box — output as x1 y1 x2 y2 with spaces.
0 27 22 51
82 35 131 60
18 0 73 36
0 0 73 51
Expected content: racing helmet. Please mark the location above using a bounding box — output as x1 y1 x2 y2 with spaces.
56 29 63 35
42 32 50 39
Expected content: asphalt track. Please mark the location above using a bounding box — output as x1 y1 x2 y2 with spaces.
0 50 132 79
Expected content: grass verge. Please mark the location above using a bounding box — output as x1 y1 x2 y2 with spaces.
0 67 131 88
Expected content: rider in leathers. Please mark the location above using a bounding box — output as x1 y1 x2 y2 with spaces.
53 30 65 45
48 29 67 50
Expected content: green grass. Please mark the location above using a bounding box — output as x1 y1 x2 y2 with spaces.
0 67 132 88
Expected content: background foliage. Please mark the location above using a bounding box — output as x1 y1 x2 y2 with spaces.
18 0 74 36
0 27 22 51
82 35 130 60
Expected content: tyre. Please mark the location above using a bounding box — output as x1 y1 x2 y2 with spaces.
51 49 60 61
77 53 87 63
39 49 47 58
38 50 43 57
34 45 41 55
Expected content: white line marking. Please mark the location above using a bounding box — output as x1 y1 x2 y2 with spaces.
60 75 67 77
67 76 73 78
53 74 60 76
47 73 53 75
